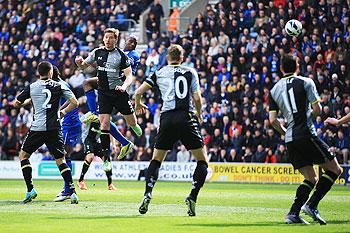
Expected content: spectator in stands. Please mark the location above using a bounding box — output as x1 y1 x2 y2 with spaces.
275 144 288 163
253 145 267 163
177 145 190 162
335 130 349 164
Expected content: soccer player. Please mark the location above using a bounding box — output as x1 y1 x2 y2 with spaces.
135 44 209 216
82 36 141 161
269 55 342 225
325 113 350 126
75 29 142 172
78 112 116 190
51 66 82 202
13 61 79 204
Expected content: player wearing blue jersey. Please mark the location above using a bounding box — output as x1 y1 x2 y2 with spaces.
51 66 83 202
81 36 141 164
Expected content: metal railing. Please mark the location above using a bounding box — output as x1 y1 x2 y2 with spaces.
108 18 138 32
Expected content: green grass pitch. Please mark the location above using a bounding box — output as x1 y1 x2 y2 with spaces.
0 180 349 233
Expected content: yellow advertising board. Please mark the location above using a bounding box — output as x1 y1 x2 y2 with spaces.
208 163 319 184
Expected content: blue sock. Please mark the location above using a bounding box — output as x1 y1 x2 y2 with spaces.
110 121 129 146
64 157 72 194
86 90 98 114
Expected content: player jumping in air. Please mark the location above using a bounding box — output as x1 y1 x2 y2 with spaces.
75 29 142 172
135 44 209 216
77 112 117 190
269 55 342 225
14 61 79 204
81 36 140 161
51 66 83 202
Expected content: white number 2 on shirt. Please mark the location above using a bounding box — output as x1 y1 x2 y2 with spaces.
42 89 52 109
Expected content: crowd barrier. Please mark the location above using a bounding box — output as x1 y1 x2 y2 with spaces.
0 161 348 185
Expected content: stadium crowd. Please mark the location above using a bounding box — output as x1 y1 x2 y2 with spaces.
0 0 349 164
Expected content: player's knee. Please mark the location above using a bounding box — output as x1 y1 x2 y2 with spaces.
86 154 94 162
55 157 65 166
306 175 318 184
83 79 92 92
333 166 343 176
19 150 29 160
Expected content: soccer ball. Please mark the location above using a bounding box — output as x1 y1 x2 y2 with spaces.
285 19 302 37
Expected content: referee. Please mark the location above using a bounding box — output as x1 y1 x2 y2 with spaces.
75 28 142 170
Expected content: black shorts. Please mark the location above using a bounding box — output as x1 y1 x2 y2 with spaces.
21 129 65 159
98 89 134 115
155 110 204 150
84 138 102 157
286 136 335 169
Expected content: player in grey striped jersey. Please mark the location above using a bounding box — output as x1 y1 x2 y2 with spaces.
135 44 209 216
13 61 79 204
269 55 342 225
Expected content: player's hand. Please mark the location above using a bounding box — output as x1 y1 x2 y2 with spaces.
325 117 339 126
135 103 148 115
115 85 127 92
75 56 84 65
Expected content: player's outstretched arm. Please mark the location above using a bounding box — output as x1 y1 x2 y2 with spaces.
134 82 150 115
269 111 286 136
60 96 79 119
325 113 350 126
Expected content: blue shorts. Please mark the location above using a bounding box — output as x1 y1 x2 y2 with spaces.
62 125 82 147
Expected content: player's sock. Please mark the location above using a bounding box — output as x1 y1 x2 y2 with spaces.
100 130 110 161
79 160 91 182
144 160 161 195
110 121 129 146
105 170 112 185
189 161 208 202
307 170 339 209
86 89 98 114
21 159 33 192
58 163 75 195
289 180 315 215
64 157 73 193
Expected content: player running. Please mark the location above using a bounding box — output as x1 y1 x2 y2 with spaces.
81 36 140 161
13 61 79 204
135 44 209 216
77 112 116 190
75 29 142 172
51 66 83 202
269 55 342 225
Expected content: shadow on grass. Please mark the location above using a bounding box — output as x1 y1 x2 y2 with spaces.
327 220 350 224
178 220 350 228
178 222 285 228
48 215 141 220
0 200 48 206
